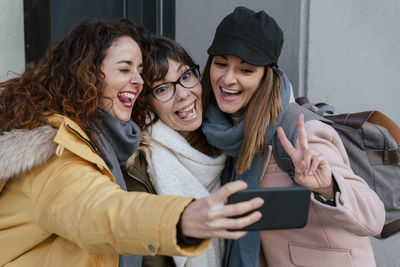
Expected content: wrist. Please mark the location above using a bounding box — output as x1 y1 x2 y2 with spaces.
314 183 334 200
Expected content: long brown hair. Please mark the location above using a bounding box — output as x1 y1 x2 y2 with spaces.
0 19 152 134
144 37 220 157
201 56 283 173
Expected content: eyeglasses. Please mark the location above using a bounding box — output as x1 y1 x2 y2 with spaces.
151 65 200 102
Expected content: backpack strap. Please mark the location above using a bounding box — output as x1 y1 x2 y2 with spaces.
295 96 335 116
369 111 400 144
297 96 400 144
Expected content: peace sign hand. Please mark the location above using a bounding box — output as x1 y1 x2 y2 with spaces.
277 114 334 199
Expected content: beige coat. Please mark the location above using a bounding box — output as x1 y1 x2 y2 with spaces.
260 120 385 267
0 114 209 267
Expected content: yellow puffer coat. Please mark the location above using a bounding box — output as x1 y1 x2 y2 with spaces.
0 114 209 266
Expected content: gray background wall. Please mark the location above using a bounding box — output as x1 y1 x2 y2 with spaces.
0 0 25 82
306 0 399 123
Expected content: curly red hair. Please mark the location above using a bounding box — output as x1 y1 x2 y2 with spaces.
0 19 152 133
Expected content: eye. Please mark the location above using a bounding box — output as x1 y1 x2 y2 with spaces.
120 69 130 73
213 61 227 67
240 68 254 74
153 84 171 96
181 70 193 81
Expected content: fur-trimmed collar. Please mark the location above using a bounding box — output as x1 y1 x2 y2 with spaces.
0 125 58 181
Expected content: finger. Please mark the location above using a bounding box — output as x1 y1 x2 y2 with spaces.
309 154 327 176
297 114 309 151
209 210 262 237
277 126 296 158
191 211 262 239
223 197 264 218
303 149 316 175
295 160 307 175
212 180 248 203
224 210 262 230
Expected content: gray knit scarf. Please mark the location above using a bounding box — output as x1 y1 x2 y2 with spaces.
202 70 291 267
90 108 142 267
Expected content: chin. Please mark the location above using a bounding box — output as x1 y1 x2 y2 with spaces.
183 120 202 133
192 120 202 131
215 100 238 114
115 112 132 122
220 105 239 115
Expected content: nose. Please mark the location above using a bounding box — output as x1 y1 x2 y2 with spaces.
221 68 236 85
174 84 190 101
130 71 144 86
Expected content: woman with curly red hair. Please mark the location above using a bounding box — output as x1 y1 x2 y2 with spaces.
0 19 263 267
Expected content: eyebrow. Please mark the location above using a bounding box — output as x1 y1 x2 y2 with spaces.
152 63 187 87
117 60 132 65
117 60 143 67
176 63 186 73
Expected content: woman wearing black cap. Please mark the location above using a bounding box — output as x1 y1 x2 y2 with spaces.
202 6 385 267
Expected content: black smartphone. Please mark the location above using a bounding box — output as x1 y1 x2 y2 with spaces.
227 186 311 231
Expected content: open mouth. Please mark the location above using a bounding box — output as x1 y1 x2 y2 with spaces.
175 101 197 120
117 91 136 108
220 87 242 96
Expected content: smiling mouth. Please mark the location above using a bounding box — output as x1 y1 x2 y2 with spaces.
117 91 136 108
220 87 242 95
176 101 196 120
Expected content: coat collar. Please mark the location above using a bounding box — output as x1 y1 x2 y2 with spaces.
45 114 108 170
0 114 110 189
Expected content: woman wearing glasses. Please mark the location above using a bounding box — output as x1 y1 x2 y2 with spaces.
123 37 233 267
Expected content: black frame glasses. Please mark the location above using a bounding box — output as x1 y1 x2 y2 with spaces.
151 65 200 102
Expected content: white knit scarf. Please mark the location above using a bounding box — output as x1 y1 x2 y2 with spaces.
144 120 226 267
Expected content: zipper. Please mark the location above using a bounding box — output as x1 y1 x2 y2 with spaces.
66 124 100 156
373 124 389 164
127 169 154 193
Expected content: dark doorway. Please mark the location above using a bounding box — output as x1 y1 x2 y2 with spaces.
23 0 175 67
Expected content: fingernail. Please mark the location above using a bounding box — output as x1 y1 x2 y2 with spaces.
257 198 264 205
304 169 308 175
308 170 313 175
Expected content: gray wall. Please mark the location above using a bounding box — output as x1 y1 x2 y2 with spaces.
306 0 400 123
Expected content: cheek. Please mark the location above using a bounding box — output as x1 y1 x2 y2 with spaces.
102 79 119 97
209 67 219 85
246 76 263 96
149 100 170 120
193 84 203 97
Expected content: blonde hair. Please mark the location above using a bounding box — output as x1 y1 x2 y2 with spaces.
201 56 283 173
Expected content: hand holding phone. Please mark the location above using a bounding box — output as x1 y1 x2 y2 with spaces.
228 186 311 231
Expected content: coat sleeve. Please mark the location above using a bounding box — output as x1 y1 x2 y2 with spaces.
29 150 210 256
304 120 385 236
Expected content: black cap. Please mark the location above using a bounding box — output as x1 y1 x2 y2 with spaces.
207 6 284 66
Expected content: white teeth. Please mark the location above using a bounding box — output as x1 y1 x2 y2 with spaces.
118 92 135 100
187 109 195 118
179 102 195 113
221 87 240 94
